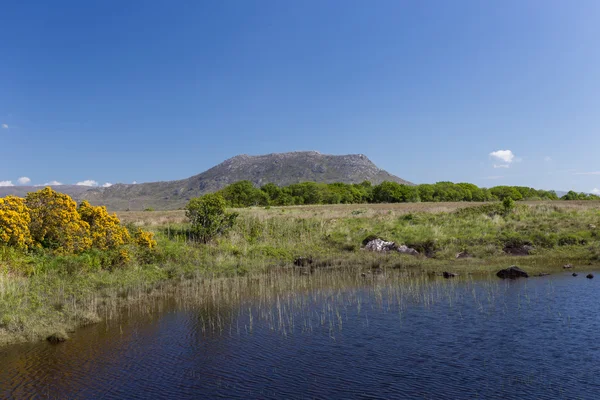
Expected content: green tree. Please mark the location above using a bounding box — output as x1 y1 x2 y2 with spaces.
219 180 269 207
185 193 238 243
372 182 419 203
373 181 404 203
490 186 523 201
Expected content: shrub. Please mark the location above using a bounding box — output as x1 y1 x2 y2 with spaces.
502 197 515 214
185 193 238 243
25 187 91 254
77 201 131 250
0 196 33 250
558 234 587 246
529 232 557 248
132 228 157 249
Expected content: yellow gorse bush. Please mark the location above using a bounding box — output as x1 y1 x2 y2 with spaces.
78 201 131 250
25 187 92 254
133 228 157 249
0 187 156 258
0 196 34 250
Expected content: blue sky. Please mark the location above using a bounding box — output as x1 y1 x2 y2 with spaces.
1 0 600 193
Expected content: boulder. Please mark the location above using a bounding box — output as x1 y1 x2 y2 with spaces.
397 245 419 256
363 239 419 256
587 274 594 279
496 266 529 279
572 273 578 277
443 271 458 279
562 264 574 269
364 239 397 252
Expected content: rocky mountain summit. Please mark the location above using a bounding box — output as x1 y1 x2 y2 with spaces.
1 151 412 210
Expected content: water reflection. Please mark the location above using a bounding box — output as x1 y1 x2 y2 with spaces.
1 270 600 399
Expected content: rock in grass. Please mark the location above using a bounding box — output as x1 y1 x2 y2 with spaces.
496 266 529 279
364 238 397 252
47 330 69 344
396 245 419 256
587 273 594 279
563 264 574 269
443 271 458 278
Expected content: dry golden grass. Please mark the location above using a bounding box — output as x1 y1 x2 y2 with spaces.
116 210 188 225
116 201 600 226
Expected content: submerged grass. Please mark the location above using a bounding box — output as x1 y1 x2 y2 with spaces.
1 201 600 346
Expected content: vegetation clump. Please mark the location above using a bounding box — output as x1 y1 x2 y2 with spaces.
78 201 131 250
132 227 157 249
25 188 92 254
185 193 238 243
209 180 570 208
0 196 33 250
0 187 154 262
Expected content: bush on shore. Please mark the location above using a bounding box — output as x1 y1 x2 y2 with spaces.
0 187 155 271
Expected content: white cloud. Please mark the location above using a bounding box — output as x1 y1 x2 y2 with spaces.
489 150 515 164
43 181 63 186
17 177 31 185
0 180 14 186
1 124 8 129
574 171 600 175
493 164 509 169
76 180 98 187
544 156 552 162
102 182 113 187
592 188 600 195
132 181 137 184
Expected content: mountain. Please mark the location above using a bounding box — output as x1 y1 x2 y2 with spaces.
0 185 93 199
0 151 411 210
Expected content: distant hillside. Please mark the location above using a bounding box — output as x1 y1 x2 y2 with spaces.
80 151 412 210
0 185 92 200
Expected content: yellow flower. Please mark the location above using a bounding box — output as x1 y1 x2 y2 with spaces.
0 196 33 249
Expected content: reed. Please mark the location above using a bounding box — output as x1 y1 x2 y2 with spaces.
1 201 599 346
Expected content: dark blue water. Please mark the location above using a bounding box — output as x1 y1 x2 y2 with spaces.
1 272 600 399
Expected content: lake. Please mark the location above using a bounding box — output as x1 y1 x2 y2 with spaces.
1 270 600 399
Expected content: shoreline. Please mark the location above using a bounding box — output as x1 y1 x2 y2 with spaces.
2 201 600 347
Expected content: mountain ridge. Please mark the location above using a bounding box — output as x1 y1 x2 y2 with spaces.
0 151 412 210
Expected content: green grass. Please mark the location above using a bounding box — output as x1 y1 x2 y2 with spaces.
1 201 600 346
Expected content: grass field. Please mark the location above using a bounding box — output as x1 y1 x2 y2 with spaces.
117 200 600 224
2 200 600 347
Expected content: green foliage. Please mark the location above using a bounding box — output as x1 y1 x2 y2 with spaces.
185 193 238 243
502 197 515 214
557 234 587 246
214 180 562 208
561 191 600 201
372 181 419 203
218 180 269 207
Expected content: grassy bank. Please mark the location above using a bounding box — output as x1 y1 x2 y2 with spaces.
1 201 599 346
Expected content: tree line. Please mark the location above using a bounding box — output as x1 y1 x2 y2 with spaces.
213 180 598 208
